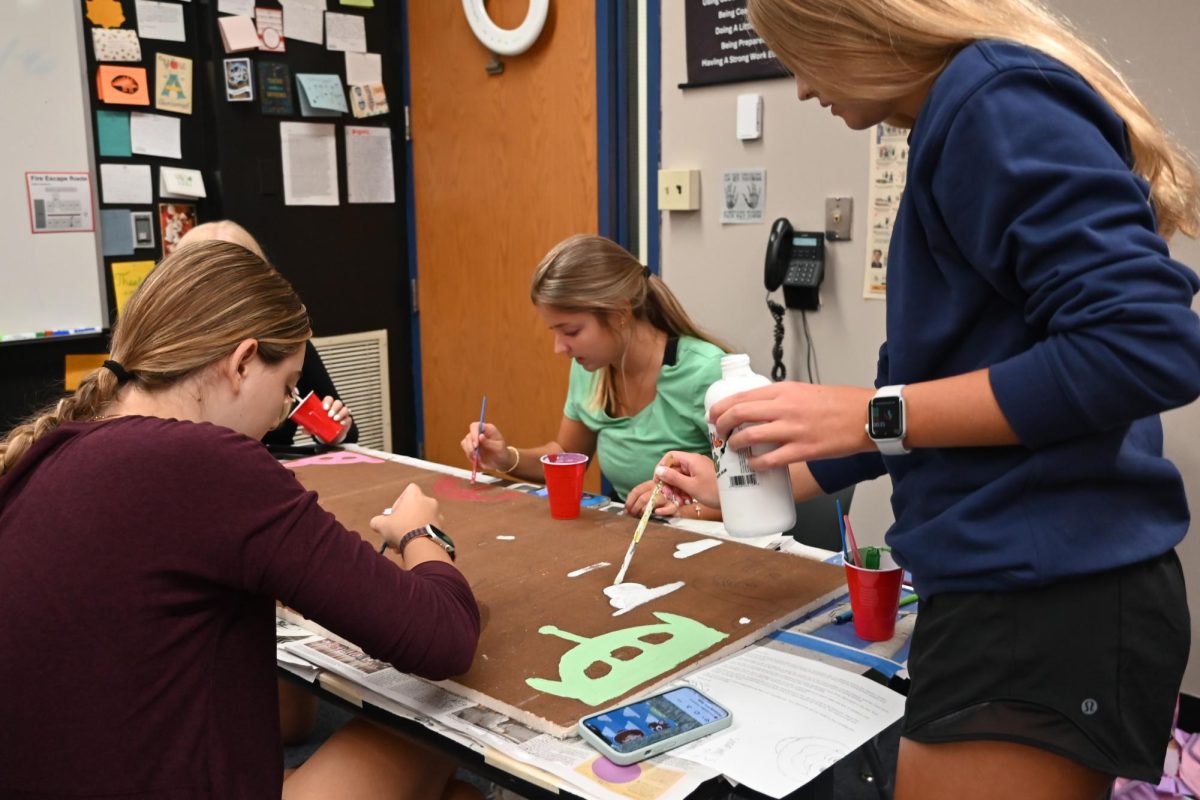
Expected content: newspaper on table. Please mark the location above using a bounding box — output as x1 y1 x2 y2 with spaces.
282 626 718 800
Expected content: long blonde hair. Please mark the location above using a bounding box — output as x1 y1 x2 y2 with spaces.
747 0 1200 239
0 241 311 476
531 234 729 414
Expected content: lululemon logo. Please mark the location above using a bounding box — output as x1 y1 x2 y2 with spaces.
1081 698 1098 715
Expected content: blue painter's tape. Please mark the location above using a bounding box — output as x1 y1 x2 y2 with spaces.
768 629 907 678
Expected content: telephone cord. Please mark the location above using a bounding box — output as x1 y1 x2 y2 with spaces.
767 294 787 382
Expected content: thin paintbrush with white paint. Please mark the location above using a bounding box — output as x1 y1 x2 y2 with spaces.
612 480 663 585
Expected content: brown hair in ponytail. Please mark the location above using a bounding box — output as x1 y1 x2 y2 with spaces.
0 240 310 476
530 234 729 413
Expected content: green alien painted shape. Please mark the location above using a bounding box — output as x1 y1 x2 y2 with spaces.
525 612 729 706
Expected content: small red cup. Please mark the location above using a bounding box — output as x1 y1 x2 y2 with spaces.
539 453 589 519
844 550 904 641
287 391 343 443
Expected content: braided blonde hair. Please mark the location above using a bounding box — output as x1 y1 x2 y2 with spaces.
0 241 310 476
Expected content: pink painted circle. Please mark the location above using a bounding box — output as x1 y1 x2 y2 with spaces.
591 756 642 783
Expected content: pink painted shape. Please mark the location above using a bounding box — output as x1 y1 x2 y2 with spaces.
432 475 508 503
591 757 642 783
286 451 385 468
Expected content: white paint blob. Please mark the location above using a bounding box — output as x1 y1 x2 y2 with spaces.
603 581 685 616
496 535 516 541
566 561 611 578
739 617 751 625
674 539 723 559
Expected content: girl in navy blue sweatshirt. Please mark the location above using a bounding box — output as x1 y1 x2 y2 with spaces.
656 2 1200 798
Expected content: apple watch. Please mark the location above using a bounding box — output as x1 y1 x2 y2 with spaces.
398 524 456 561
866 384 910 456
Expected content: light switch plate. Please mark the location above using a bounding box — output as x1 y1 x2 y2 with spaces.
825 196 853 241
659 169 700 211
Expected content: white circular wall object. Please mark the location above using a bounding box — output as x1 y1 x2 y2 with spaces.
461 0 549 57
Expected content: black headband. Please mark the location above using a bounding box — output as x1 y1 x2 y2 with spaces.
103 359 134 384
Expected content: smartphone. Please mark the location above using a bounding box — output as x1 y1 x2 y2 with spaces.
577 686 731 765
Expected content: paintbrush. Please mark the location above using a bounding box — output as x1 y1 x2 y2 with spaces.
612 480 663 586
470 395 487 485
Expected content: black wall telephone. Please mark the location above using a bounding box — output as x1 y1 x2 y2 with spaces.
764 217 825 311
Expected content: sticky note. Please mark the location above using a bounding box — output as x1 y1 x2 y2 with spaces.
96 110 132 157
110 260 156 316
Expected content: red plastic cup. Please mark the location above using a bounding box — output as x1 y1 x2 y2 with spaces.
287 391 343 443
844 550 904 641
539 453 589 520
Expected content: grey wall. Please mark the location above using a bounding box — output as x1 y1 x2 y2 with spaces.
659 2 1200 691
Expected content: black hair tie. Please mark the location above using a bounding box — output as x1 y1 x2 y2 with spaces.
643 265 652 279
103 359 134 384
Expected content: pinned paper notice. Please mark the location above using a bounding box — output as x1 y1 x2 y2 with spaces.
344 52 381 85
282 5 324 44
130 112 182 159
280 121 339 206
324 12 367 52
345 125 394 204
217 0 256 16
110 260 156 316
135 0 186 42
100 163 153 204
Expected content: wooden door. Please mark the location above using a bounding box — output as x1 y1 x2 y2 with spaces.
407 1 599 487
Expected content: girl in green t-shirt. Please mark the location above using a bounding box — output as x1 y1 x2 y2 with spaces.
460 234 728 513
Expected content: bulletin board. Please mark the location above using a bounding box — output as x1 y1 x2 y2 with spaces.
291 457 846 737
0 0 107 341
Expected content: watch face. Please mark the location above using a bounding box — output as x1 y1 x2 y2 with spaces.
427 524 454 548
869 396 904 440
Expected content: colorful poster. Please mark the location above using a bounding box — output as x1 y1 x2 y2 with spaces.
863 124 908 299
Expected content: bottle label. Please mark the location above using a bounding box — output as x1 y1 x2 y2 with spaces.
710 425 759 490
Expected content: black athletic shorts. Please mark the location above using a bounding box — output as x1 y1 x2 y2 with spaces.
902 549 1189 781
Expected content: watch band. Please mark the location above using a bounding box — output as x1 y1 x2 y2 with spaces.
867 384 910 456
398 525 456 561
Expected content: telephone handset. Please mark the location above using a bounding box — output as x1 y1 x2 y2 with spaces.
764 218 826 382
764 217 825 309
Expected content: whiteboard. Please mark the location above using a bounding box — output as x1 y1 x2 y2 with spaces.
0 0 107 340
